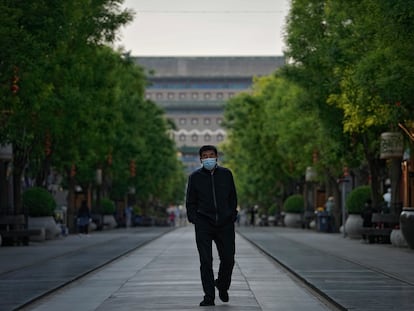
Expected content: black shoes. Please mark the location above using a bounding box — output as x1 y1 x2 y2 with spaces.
199 299 215 306
215 279 229 302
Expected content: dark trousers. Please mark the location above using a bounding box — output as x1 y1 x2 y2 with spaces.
195 219 235 301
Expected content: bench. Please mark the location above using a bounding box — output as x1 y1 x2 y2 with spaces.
362 213 399 244
0 215 31 246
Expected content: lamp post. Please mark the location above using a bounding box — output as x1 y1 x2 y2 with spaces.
96 168 102 230
341 167 350 238
0 144 13 212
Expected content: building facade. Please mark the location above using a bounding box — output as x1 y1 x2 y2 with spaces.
133 56 285 174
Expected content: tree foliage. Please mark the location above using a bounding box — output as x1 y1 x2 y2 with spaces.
0 1 185 216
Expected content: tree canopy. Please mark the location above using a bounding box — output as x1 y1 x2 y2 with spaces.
0 1 186 217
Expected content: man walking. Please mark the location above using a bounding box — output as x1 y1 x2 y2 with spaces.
186 145 238 306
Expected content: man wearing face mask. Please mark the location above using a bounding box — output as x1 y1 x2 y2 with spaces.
186 145 238 307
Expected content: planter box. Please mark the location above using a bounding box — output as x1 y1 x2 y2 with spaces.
28 216 60 240
400 207 414 249
344 214 363 239
284 213 302 228
102 215 117 229
390 229 408 248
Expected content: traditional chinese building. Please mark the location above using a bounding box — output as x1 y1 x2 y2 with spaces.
133 56 285 174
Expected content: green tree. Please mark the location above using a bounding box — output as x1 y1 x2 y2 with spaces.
0 1 133 213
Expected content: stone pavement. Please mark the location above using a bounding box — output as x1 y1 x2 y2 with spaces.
14 226 332 311
237 226 414 311
0 227 173 311
2 225 413 310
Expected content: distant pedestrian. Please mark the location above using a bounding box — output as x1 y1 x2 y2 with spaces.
361 199 377 228
383 188 391 212
186 145 238 307
168 210 176 227
77 200 91 235
325 196 334 215
125 205 133 228
249 206 257 226
325 196 335 232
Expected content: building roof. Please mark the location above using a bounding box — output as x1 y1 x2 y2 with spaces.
133 56 285 78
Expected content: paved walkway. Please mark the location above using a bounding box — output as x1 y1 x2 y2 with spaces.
14 226 331 311
0 227 173 311
1 225 413 310
237 226 414 311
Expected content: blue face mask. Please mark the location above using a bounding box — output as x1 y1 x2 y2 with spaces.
202 158 217 170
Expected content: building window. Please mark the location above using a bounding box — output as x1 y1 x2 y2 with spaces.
156 93 163 100
204 92 211 100
145 93 152 99
191 118 198 125
192 134 198 142
216 118 223 125
228 92 234 98
216 92 223 100
179 92 186 100
179 118 186 125
191 92 198 99
217 134 224 142
179 134 186 142
204 134 211 141
168 92 175 100
204 118 211 125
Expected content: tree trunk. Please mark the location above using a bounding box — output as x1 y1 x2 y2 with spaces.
66 169 76 232
326 172 341 232
390 157 402 215
362 135 383 208
12 144 29 215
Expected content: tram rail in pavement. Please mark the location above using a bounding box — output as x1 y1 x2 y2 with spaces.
237 226 414 311
19 226 336 311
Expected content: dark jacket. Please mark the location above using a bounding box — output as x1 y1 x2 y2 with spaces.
186 165 237 226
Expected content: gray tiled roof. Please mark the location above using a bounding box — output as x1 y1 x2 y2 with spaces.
133 56 285 78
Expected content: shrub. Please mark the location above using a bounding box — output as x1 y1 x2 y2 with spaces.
101 198 116 214
283 194 304 213
22 187 56 217
133 206 142 215
346 185 372 214
268 204 278 215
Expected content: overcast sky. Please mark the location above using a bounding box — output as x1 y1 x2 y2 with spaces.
117 0 291 56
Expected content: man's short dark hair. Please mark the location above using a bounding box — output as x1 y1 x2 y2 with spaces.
199 145 218 157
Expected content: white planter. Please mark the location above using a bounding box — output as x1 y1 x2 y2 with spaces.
284 213 302 228
400 207 414 249
28 216 61 240
344 214 364 239
28 228 46 242
103 215 117 229
390 229 408 248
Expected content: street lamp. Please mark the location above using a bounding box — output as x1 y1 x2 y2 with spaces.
96 168 102 230
0 144 13 212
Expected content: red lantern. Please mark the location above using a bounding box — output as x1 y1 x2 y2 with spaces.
11 66 19 94
343 166 349 177
45 132 52 156
129 160 136 177
70 164 76 177
107 153 112 166
11 84 19 94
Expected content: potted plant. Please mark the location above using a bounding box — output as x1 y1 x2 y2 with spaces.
101 198 117 229
344 185 371 239
267 204 278 226
283 194 304 228
22 187 60 240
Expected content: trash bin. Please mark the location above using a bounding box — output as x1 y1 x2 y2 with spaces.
317 211 330 232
